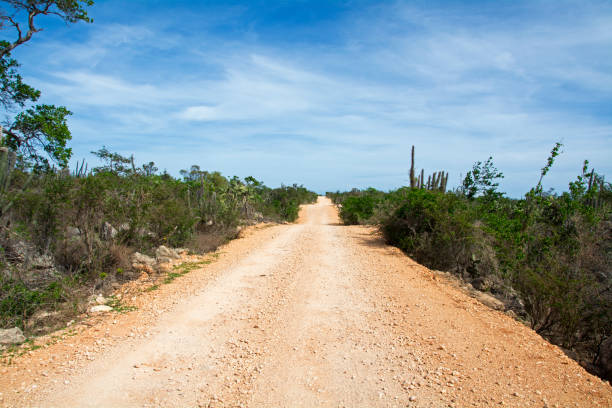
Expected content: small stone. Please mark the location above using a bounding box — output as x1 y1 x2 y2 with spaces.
0 327 26 345
409 396 417 401
155 246 180 260
89 305 113 313
130 252 156 266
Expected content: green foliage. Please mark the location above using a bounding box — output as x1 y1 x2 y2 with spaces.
105 296 137 314
0 273 68 329
91 146 134 175
5 105 72 170
461 156 504 200
334 143 611 376
335 188 384 225
0 147 317 332
382 189 476 273
534 142 563 194
266 184 317 222
0 55 40 109
0 0 94 171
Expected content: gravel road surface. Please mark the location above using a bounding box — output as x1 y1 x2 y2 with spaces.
1 197 610 407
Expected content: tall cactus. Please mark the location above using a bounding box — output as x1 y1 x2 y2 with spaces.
0 126 15 196
409 145 416 188
408 145 451 192
0 126 17 220
441 172 448 193
0 147 14 194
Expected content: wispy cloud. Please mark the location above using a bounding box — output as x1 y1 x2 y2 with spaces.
11 0 612 194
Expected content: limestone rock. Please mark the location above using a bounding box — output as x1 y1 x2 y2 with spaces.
0 327 26 345
155 246 180 260
473 291 505 311
89 305 113 313
130 252 156 266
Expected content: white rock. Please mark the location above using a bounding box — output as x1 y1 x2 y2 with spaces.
89 305 113 313
473 291 505 311
0 327 26 345
102 221 118 240
155 245 180 260
130 252 156 266
95 295 106 305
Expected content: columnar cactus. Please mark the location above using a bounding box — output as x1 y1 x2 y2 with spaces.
409 145 416 189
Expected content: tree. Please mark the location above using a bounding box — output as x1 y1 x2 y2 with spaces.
461 156 504 200
5 104 71 170
0 54 39 109
0 0 93 58
91 146 133 175
0 0 93 169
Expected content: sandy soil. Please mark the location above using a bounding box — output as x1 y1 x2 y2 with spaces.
0 197 610 407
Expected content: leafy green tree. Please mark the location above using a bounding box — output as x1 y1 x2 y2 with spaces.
4 104 72 170
0 0 93 169
0 54 39 109
461 156 504 200
532 142 562 195
142 161 158 176
91 146 133 175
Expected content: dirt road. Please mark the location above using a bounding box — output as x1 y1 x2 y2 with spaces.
1 197 611 407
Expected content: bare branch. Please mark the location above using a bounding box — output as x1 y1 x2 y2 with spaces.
0 1 93 58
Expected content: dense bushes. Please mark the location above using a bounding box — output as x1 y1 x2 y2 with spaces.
0 151 317 332
329 150 611 378
382 189 477 273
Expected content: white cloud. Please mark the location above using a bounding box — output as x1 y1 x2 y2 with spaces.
16 2 612 194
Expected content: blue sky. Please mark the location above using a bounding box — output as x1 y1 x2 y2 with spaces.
4 0 612 195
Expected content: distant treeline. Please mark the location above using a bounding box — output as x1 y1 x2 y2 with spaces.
328 144 612 380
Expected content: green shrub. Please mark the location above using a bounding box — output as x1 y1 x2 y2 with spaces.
336 146 612 377
0 149 318 332
0 274 68 329
381 189 477 273
340 195 378 224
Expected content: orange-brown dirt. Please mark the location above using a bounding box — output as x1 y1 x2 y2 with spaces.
0 197 610 407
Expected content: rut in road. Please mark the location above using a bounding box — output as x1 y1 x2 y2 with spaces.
1 197 611 407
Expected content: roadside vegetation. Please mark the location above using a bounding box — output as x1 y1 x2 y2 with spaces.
0 0 317 341
328 144 612 380
0 149 317 335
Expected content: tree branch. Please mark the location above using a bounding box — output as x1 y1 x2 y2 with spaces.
0 1 93 58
